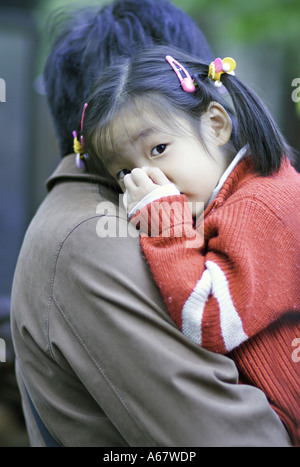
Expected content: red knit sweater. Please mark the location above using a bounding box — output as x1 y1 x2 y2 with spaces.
132 157 300 445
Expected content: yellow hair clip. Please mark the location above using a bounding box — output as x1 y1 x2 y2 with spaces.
73 131 86 168
73 103 89 168
73 133 84 154
208 57 236 87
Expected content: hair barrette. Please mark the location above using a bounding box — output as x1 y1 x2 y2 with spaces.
208 57 236 87
165 55 196 93
73 102 89 168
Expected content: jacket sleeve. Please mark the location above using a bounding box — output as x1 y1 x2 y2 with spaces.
133 194 298 354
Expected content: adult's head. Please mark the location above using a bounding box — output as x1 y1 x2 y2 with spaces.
43 0 213 159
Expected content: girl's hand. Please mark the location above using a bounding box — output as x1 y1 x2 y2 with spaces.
123 167 171 213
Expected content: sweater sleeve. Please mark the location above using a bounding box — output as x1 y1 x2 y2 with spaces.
132 194 299 354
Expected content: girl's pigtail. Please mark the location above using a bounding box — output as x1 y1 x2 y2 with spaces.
221 73 294 175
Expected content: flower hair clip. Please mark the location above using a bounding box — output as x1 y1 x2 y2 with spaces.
73 102 89 168
208 57 236 87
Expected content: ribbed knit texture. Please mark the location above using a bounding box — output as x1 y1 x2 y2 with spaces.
132 157 300 445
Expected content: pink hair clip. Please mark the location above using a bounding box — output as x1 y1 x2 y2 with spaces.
165 55 196 93
80 102 88 132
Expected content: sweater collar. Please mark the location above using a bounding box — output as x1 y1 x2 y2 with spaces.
205 145 249 208
203 148 255 218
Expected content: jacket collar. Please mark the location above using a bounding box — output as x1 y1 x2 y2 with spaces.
46 154 118 192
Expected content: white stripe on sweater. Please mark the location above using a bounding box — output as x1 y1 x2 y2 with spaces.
182 261 248 352
182 268 212 345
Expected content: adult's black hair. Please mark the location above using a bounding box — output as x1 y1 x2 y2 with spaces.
83 45 294 177
43 0 213 158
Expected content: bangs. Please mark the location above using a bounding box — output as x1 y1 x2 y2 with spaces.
90 92 199 162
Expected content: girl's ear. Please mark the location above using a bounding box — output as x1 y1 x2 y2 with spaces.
204 102 232 147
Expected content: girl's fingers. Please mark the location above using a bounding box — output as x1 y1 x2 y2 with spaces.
123 173 136 191
123 167 171 212
142 166 171 185
129 168 155 189
123 169 157 208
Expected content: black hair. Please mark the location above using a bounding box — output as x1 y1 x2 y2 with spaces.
82 45 294 177
43 0 213 158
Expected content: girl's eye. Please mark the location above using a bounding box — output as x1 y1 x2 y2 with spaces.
116 169 131 181
151 144 167 157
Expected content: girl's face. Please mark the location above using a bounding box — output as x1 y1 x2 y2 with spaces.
101 108 232 214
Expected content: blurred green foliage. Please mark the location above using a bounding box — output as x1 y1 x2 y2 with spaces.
174 0 300 44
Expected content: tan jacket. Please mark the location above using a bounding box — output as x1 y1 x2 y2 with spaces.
11 154 291 447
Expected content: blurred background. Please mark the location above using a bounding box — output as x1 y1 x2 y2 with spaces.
0 0 299 447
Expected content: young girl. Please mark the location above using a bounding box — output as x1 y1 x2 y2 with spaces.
79 45 300 445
